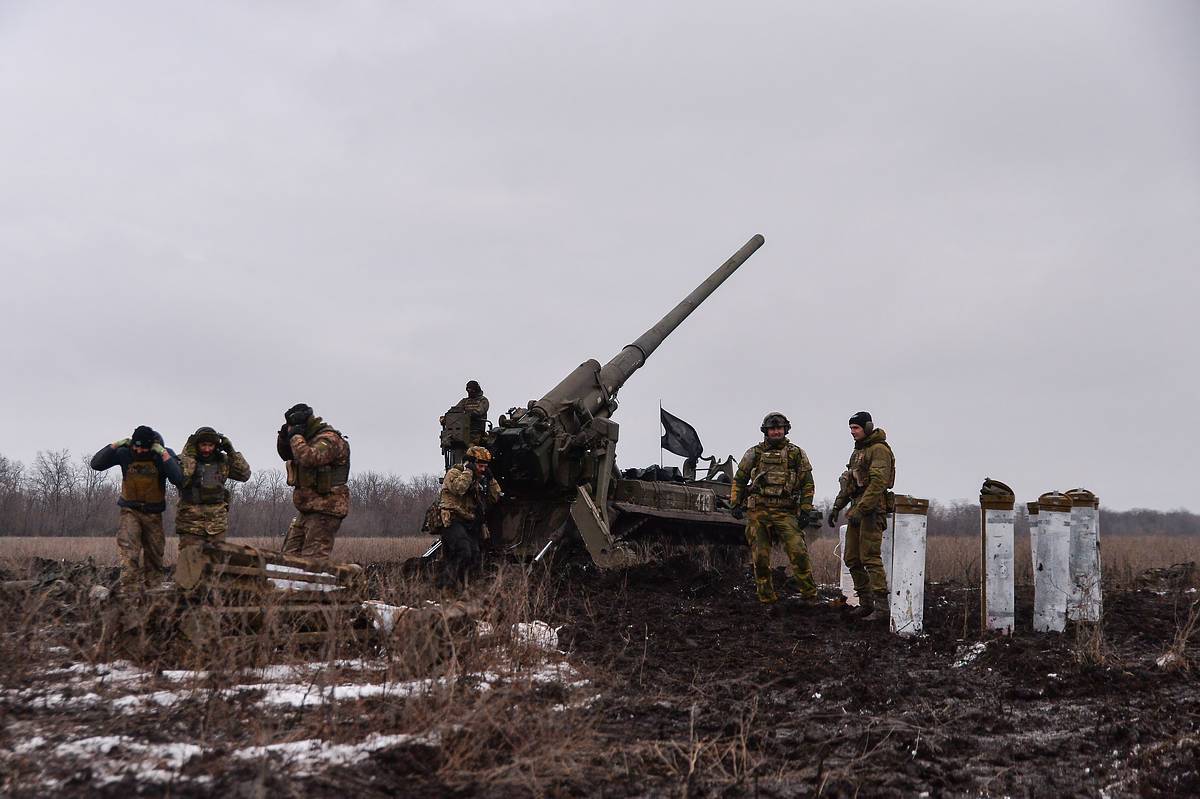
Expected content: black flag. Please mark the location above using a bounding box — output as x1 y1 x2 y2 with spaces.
660 407 703 459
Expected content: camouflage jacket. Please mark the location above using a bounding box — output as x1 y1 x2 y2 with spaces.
439 464 502 524
731 438 815 511
289 422 351 518
833 428 895 517
178 447 251 506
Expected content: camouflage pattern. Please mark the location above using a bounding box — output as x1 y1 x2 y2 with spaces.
833 428 895 600
288 419 351 518
176 504 229 549
845 510 888 597
281 512 343 559
439 464 502 524
116 507 165 590
730 438 815 512
454 393 490 443
745 507 817 603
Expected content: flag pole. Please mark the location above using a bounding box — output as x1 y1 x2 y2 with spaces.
658 399 663 470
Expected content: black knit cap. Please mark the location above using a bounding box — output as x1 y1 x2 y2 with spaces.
848 411 873 428
131 425 156 447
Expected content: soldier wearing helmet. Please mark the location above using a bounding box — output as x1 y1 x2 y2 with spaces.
277 403 352 558
436 445 503 589
176 426 251 550
730 412 819 605
439 381 491 469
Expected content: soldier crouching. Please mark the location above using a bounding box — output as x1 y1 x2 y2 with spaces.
437 445 501 590
176 427 251 550
277 403 351 559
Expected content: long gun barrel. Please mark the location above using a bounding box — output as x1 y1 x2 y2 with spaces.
534 234 764 420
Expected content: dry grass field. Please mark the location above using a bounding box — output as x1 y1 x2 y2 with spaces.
3 533 1196 589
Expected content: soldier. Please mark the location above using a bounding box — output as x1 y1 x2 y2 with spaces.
730 412 819 606
176 427 251 550
277 403 351 558
89 425 183 592
440 380 490 469
436 445 502 589
828 411 896 621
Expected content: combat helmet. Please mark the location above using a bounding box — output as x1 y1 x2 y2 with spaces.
464 445 492 463
760 412 791 435
193 426 221 445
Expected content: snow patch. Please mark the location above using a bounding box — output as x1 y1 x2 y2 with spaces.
951 642 988 667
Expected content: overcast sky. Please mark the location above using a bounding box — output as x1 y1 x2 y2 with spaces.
2 1 1197 512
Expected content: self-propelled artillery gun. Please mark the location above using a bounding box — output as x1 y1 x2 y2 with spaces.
477 235 765 567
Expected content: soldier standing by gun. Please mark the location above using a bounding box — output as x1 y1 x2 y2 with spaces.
176 426 251 550
436 445 502 589
277 403 351 558
89 425 183 593
730 412 820 606
440 380 490 470
828 411 895 622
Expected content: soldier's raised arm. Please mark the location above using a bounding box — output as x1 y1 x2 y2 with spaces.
443 465 473 497
222 435 251 482
290 432 346 468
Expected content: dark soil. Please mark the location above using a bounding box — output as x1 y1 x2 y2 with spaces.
542 555 1200 798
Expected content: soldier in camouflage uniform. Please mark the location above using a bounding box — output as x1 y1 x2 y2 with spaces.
440 381 490 469
436 445 502 589
176 427 251 550
277 404 351 559
828 411 896 621
90 425 183 592
731 412 819 605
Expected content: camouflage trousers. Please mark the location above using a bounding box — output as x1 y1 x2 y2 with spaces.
116 507 165 591
745 507 817 603
282 512 343 559
845 509 888 598
176 502 229 550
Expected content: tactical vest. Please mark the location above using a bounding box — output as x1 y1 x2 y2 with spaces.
848 443 896 493
122 459 165 507
747 445 802 509
183 459 227 505
293 432 351 495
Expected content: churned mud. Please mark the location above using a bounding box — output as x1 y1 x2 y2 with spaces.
2 553 1198 797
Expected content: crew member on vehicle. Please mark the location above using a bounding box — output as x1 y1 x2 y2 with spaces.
277 403 351 558
90 426 183 592
439 380 490 470
436 445 502 589
828 411 896 622
176 426 251 550
730 412 819 606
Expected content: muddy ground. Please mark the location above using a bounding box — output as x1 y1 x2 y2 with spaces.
2 554 1198 797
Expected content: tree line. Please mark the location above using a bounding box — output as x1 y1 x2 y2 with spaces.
1 449 1197 538
0 450 439 538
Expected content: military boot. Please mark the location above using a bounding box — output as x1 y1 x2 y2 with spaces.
851 589 875 619
755 577 779 605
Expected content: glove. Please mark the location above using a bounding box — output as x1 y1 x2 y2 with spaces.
287 425 306 439
151 442 167 460
730 505 745 521
827 507 842 528
219 435 235 453
111 438 131 449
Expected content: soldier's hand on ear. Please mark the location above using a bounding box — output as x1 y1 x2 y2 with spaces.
111 438 131 449
151 442 168 460
219 435 235 453
287 425 306 439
